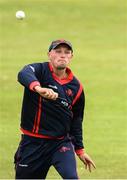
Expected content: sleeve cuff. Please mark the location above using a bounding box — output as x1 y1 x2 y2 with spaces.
29 81 41 91
75 149 85 156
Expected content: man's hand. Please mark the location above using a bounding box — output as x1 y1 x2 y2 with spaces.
78 153 96 172
34 86 58 100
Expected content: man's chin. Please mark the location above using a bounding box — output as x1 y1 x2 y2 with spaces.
57 65 66 70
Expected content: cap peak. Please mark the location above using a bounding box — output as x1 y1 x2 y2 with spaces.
49 39 73 52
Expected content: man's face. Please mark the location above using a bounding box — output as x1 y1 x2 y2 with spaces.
48 44 73 70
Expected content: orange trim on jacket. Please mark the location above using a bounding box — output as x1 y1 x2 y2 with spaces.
29 81 40 91
72 82 83 105
75 148 85 155
21 128 65 140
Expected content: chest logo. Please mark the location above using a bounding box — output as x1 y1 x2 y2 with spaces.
66 89 73 97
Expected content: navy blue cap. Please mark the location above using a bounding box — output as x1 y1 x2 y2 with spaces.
49 39 73 52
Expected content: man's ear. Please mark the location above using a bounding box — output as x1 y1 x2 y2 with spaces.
71 53 73 59
47 52 50 57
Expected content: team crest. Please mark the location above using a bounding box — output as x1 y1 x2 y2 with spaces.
66 89 73 96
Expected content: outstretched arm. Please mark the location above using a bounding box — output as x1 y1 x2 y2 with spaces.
18 63 58 100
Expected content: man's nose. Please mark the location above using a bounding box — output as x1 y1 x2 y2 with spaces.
60 52 66 57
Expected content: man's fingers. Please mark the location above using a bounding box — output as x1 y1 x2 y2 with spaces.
86 161 96 172
83 160 87 169
87 159 96 169
83 160 92 172
88 163 91 172
54 92 58 99
48 89 58 100
81 156 96 172
91 161 96 169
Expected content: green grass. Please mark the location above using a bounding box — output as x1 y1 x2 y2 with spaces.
0 0 127 178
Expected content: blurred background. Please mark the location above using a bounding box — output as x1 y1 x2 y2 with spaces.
0 0 127 178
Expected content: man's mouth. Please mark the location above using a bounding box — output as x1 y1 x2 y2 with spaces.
58 60 66 63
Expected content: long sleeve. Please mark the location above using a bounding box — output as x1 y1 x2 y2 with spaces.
70 90 85 154
18 63 42 91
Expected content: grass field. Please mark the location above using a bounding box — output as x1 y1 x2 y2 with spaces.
0 0 127 179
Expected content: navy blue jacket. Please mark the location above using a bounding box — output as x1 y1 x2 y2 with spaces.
18 62 85 153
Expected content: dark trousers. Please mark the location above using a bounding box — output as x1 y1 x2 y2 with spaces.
14 135 79 179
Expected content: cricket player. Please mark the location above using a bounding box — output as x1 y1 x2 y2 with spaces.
14 39 96 179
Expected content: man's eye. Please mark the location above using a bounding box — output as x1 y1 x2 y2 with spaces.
65 51 70 54
56 50 61 53
55 50 71 54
